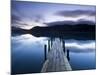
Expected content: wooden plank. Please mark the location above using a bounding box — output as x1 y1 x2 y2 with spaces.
41 38 72 72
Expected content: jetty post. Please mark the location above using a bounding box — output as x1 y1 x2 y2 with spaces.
44 44 47 60
62 39 65 53
67 49 70 61
48 39 50 52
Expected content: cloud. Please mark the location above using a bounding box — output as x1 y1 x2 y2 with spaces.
11 13 30 29
65 42 95 50
65 40 95 53
11 13 47 29
11 13 22 24
46 19 95 26
55 10 96 17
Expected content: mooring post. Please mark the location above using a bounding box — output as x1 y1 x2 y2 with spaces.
48 40 50 52
44 44 47 60
62 39 65 53
67 49 70 61
50 38 53 47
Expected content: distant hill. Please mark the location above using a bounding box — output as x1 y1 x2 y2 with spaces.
11 26 29 36
12 21 96 40
46 20 95 26
29 24 95 40
30 24 95 33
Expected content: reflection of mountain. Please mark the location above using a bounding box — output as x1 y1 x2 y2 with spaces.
12 21 95 40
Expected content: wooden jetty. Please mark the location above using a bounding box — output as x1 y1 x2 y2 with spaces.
41 38 72 72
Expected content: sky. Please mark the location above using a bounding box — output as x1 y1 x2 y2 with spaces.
11 1 96 29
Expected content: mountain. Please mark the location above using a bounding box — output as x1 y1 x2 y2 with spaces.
11 26 29 36
46 20 95 26
30 24 95 33
29 24 95 40
12 21 96 40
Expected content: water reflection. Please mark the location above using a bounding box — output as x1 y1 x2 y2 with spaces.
11 34 96 74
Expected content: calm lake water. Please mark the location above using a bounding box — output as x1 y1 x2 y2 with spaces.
11 34 96 74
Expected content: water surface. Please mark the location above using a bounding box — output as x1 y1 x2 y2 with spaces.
11 34 96 74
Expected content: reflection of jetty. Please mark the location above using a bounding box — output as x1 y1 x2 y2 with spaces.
41 38 72 72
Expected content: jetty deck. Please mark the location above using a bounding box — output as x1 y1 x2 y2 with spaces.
41 38 72 72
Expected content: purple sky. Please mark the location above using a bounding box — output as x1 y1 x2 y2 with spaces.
11 1 96 29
